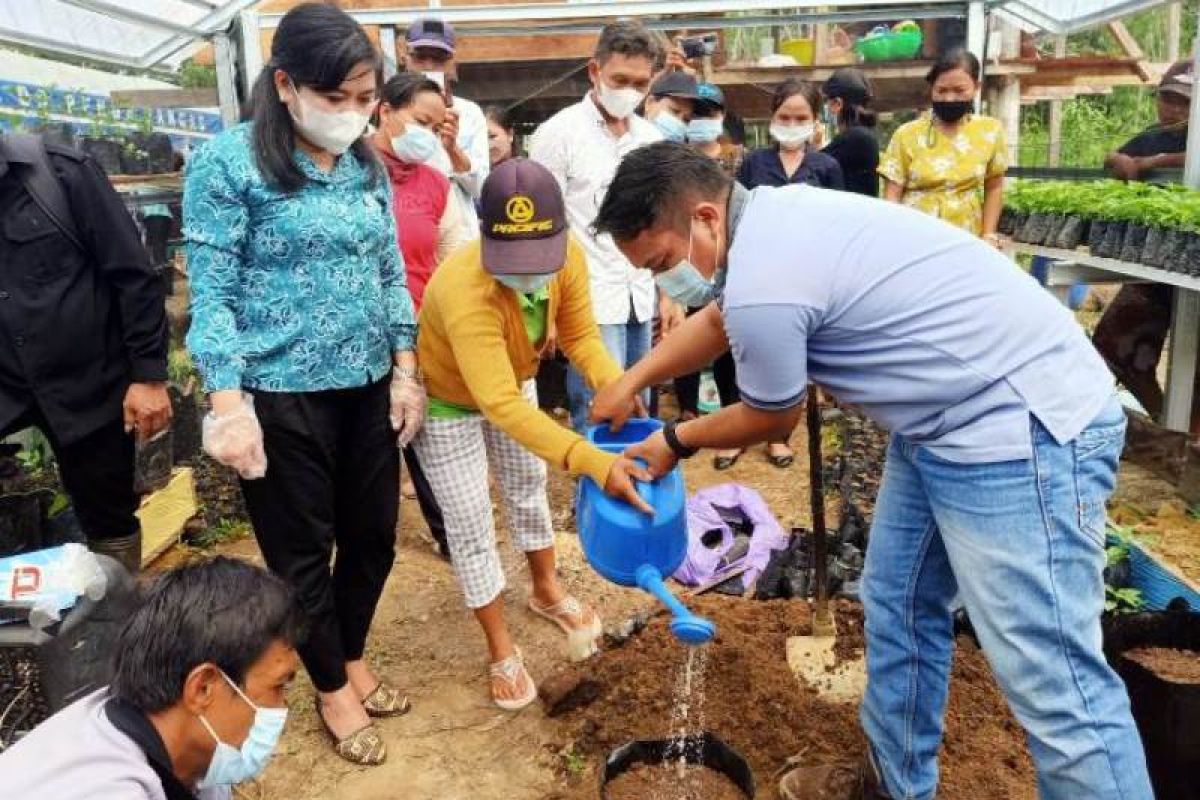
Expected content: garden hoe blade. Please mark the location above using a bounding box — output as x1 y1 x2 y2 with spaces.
786 389 866 703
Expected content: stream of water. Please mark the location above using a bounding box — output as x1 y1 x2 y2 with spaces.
666 644 711 784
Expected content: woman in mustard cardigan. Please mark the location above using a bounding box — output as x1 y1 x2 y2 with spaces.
413 159 649 710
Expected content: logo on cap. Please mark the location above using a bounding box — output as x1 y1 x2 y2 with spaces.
506 195 535 223
493 194 553 236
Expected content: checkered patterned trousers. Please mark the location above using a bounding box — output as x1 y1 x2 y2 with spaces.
412 380 555 609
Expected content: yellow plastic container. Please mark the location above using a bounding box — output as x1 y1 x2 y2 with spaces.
780 37 815 66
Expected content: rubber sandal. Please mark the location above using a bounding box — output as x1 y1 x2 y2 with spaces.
767 451 795 469
315 697 387 765
713 451 742 471
361 681 412 718
529 595 603 661
489 648 538 711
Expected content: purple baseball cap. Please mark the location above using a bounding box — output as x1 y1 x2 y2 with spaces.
480 159 569 276
406 18 456 54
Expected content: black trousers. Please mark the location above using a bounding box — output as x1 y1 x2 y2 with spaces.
241 379 398 692
402 446 448 556
3 407 137 540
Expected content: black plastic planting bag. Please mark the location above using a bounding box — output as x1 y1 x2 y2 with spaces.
1161 229 1190 272
1054 216 1089 250
1184 233 1200 277
1141 226 1168 268
602 732 755 799
1045 214 1068 247
1089 220 1110 254
1097 221 1127 259
1103 611 1200 800
998 208 1017 236
1007 211 1028 240
1022 213 1054 246
1121 224 1150 264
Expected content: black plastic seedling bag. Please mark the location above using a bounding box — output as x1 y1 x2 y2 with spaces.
1161 229 1191 272
1121 224 1151 264
1141 226 1168 268
602 732 755 799
1103 611 1200 800
1088 219 1109 254
1095 221 1127 259
998 208 1017 236
1022 213 1054 246
1054 215 1089 251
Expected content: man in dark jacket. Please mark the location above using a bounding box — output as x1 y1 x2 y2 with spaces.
0 134 170 571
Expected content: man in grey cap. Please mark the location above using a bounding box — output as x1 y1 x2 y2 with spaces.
404 17 489 229
1105 59 1191 181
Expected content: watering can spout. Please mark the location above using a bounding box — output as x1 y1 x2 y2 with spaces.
635 564 717 646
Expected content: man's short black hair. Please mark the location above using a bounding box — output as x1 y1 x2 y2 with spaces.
594 20 662 65
593 141 732 242
111 557 305 713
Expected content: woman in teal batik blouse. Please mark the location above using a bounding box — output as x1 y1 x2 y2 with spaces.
184 4 422 768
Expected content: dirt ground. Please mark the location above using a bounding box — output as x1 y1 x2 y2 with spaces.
189 416 871 800
1110 461 1200 586
174 401 1044 800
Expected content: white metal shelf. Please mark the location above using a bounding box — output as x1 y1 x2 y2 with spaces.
1010 242 1200 292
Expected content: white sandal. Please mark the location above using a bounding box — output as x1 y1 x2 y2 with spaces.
489 647 537 711
529 595 603 662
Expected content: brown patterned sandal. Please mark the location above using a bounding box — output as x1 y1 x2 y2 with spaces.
315 697 387 766
361 681 412 718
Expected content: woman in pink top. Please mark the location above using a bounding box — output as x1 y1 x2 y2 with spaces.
372 73 473 311
373 72 473 555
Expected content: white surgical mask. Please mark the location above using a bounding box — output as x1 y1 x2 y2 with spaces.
496 273 555 294
687 118 724 144
392 126 439 164
653 111 688 143
197 670 288 789
770 122 815 151
655 221 719 308
286 79 369 156
596 80 645 120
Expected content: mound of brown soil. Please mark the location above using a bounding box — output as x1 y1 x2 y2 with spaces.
555 596 1036 800
606 763 746 800
1124 646 1200 684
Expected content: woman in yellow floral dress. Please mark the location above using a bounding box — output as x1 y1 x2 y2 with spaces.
879 49 1007 246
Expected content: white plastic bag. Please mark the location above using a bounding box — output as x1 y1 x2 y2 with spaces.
0 544 107 629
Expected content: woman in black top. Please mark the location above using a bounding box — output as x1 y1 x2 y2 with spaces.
737 79 844 192
821 67 880 197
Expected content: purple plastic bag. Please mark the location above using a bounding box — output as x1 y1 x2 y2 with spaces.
674 483 790 588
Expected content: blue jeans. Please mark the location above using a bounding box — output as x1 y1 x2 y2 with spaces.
567 316 651 432
860 398 1152 800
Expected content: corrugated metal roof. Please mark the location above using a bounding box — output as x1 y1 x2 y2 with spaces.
993 0 1176 35
0 0 259 69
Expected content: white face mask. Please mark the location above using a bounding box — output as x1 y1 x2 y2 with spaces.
286 79 370 155
654 220 721 308
595 79 645 120
496 273 555 294
392 126 439 164
770 122 815 151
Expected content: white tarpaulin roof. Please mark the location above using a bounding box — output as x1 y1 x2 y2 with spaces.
993 0 1177 35
0 0 259 70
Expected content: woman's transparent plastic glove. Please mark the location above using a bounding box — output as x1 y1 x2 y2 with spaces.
390 372 427 448
202 395 268 480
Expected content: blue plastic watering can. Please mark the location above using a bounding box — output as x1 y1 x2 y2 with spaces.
576 419 716 645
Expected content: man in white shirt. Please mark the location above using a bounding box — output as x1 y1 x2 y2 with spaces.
0 557 303 799
404 18 490 230
529 20 669 431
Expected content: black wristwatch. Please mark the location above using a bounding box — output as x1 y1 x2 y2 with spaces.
663 420 699 460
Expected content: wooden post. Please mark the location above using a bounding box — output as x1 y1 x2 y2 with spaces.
213 32 240 128
1168 2 1182 64
1048 35 1066 167
806 388 833 636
